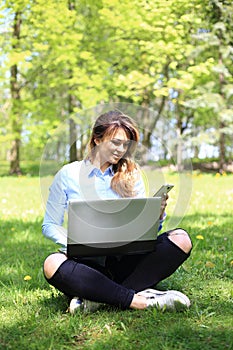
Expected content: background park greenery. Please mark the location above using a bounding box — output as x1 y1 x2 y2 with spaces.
0 1 233 349
1 0 233 174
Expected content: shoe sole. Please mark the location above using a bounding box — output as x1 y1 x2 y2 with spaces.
138 289 191 311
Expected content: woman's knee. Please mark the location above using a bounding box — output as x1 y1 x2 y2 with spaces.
43 253 68 279
167 228 192 254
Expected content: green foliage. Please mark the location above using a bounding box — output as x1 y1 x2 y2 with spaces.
0 0 233 169
183 0 233 156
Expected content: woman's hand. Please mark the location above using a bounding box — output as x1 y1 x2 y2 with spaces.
160 193 168 219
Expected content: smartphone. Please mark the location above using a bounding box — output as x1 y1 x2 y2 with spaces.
153 184 174 197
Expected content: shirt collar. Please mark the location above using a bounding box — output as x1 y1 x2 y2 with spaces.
84 159 114 177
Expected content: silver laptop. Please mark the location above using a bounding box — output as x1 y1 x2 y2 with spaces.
67 197 162 258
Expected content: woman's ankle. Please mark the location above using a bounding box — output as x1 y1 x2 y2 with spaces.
129 294 147 310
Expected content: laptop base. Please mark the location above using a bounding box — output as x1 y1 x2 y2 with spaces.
67 239 157 258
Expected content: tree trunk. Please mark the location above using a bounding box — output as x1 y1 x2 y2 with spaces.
194 146 199 159
176 127 183 172
69 117 77 162
68 95 77 162
9 139 21 175
67 1 77 163
9 11 22 175
219 121 226 173
176 111 185 172
218 41 226 173
139 95 166 165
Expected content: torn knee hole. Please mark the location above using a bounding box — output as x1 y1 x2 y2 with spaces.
168 231 188 237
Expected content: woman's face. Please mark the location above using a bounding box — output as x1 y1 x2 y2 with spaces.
94 127 131 170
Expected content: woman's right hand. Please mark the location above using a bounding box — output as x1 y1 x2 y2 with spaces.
160 193 168 219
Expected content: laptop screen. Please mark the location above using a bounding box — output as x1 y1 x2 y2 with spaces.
67 197 162 257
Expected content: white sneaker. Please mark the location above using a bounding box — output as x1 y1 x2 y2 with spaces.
69 297 83 314
138 289 191 312
69 297 102 314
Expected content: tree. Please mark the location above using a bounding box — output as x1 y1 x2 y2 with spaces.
209 0 233 171
7 7 23 174
1 0 232 171
26 0 109 162
1 0 36 173
1 0 109 170
98 0 205 161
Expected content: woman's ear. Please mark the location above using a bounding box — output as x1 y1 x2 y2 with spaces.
94 138 101 145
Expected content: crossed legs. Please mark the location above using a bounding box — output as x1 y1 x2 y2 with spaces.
43 229 192 310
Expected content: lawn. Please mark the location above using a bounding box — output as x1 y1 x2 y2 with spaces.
0 168 232 350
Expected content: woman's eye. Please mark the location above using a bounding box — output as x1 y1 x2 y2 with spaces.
111 140 131 148
111 140 121 146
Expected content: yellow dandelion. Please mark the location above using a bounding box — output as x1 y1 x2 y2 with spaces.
207 221 213 226
230 260 233 267
196 235 204 240
205 261 215 268
24 275 32 281
215 173 221 178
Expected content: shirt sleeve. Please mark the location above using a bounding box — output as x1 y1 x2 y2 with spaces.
158 212 166 232
42 168 68 247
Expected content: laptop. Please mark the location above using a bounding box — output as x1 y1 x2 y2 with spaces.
67 197 162 258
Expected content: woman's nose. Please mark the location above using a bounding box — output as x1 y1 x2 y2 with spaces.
117 143 126 152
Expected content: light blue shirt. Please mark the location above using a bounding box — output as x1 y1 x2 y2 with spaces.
42 160 147 248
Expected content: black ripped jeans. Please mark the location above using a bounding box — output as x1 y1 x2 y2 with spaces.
44 231 192 309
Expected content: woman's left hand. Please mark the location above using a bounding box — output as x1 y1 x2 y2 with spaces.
160 193 168 219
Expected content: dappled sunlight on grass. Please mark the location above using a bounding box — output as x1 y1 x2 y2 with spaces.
189 173 233 215
0 177 44 220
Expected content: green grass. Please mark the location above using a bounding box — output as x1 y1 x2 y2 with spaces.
0 170 232 350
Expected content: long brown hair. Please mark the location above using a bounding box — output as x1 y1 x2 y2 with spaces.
88 110 140 197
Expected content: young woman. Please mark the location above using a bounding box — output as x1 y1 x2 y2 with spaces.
42 110 192 313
